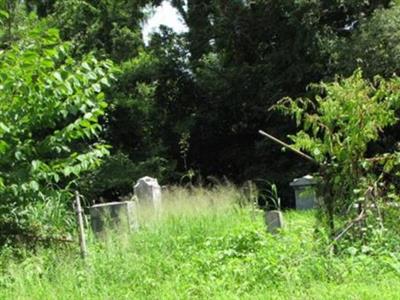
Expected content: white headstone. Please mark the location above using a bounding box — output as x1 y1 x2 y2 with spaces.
265 210 284 234
134 176 162 210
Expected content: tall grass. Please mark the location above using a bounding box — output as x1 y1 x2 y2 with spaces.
1 185 400 299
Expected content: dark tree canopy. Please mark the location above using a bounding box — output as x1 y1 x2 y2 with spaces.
1 0 399 204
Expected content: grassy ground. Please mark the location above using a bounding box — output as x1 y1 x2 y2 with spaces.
1 186 400 299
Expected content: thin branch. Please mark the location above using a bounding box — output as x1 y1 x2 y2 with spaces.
258 129 318 165
331 208 365 244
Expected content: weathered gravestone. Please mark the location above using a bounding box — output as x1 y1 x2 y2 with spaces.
90 201 138 238
134 177 162 211
265 210 284 234
290 175 317 210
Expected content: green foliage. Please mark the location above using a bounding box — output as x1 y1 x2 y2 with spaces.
335 5 400 78
3 0 400 207
160 0 392 187
278 70 400 165
277 70 400 246
49 0 155 60
11 0 394 201
0 0 37 48
24 0 57 17
0 26 115 242
78 152 172 200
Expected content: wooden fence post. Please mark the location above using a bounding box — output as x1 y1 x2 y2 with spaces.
75 191 88 259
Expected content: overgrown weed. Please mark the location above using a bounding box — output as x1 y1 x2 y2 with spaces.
0 185 399 299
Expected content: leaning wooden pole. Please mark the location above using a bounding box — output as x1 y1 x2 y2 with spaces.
75 191 88 259
258 130 318 164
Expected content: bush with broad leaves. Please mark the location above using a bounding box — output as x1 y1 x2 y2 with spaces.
0 26 115 244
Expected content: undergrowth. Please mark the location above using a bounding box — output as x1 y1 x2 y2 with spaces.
1 186 400 299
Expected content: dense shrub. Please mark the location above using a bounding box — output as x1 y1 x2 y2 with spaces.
277 70 400 249
0 26 114 244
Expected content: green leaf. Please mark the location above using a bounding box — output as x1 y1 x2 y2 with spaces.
87 72 97 80
0 10 9 18
313 148 321 157
0 122 10 134
92 83 101 93
64 81 74 95
81 120 91 128
0 140 8 154
100 77 110 87
54 71 63 81
82 62 91 71
29 181 40 191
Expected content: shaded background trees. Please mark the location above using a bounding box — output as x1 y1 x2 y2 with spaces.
1 0 399 206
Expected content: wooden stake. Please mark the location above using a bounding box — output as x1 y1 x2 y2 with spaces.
75 191 88 259
258 129 318 164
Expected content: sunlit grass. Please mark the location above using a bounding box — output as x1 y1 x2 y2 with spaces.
1 185 399 299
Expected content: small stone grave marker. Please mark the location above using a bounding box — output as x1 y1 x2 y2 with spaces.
90 201 138 238
265 210 284 234
290 175 317 210
134 176 162 211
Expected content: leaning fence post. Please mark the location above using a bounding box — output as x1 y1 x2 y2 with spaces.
74 191 88 259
